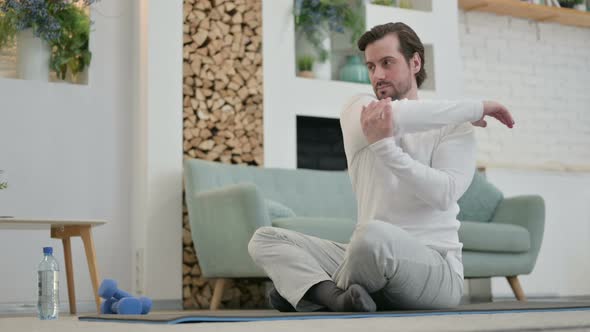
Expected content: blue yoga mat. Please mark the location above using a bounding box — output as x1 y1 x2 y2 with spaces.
79 301 590 324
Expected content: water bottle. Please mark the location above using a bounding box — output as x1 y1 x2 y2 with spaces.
37 247 59 320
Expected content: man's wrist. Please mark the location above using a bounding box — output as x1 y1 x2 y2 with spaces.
475 101 485 120
368 136 395 150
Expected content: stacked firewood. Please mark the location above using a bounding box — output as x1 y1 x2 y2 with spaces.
182 0 268 309
182 0 263 165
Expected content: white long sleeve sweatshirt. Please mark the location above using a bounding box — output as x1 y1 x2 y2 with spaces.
340 94 484 279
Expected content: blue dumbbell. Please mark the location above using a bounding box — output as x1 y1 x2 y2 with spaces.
137 296 152 314
101 297 142 315
100 298 117 314
102 296 152 315
98 279 152 314
98 279 133 299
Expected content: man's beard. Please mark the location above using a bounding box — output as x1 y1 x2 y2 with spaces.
373 77 412 100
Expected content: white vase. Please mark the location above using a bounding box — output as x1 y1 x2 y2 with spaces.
16 29 50 81
313 29 331 81
295 26 331 81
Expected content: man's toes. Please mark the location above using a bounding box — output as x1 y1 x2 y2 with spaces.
349 284 377 312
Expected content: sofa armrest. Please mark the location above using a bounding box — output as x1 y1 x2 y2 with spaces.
490 195 545 267
185 182 270 278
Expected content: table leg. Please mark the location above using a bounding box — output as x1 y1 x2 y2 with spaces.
62 237 77 314
210 278 227 310
80 226 101 313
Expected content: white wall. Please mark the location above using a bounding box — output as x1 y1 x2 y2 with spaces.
131 0 183 303
487 169 590 298
0 0 135 309
0 0 183 311
459 11 590 297
459 11 590 171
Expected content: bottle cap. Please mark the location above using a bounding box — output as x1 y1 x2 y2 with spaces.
43 247 53 254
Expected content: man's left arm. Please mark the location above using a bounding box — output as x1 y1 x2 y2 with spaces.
369 123 476 211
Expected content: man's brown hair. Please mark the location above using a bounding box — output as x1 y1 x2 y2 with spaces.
357 22 427 88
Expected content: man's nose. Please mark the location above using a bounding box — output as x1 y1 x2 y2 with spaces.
372 65 385 81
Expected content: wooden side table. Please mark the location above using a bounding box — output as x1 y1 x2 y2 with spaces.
0 217 106 314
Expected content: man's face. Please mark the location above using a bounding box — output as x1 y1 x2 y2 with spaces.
364 34 417 100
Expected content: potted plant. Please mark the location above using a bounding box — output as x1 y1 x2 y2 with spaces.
0 0 97 82
293 0 365 80
50 3 92 83
297 54 315 78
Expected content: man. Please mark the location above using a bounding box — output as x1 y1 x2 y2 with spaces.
248 22 514 312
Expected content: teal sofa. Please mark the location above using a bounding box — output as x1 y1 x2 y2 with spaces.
184 159 545 309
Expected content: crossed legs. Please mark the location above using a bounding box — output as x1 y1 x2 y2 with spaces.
248 220 462 311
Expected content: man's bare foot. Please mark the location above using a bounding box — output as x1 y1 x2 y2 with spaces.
307 281 376 312
343 284 377 312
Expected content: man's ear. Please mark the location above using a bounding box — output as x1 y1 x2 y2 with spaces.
411 52 421 75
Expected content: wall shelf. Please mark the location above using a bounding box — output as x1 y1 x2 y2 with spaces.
459 0 590 28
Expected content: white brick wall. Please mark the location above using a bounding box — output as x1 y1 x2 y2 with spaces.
459 11 590 171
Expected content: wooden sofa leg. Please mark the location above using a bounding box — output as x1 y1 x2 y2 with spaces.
210 278 228 310
506 276 526 302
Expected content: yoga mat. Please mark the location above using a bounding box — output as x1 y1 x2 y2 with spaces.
79 301 590 324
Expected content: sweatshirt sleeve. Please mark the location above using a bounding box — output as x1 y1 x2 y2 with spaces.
340 94 483 167
367 123 477 211
393 98 483 136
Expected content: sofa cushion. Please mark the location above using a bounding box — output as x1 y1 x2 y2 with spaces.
457 172 504 222
459 221 530 253
265 199 296 220
272 217 356 244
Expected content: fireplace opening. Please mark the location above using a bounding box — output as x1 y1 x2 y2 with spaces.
296 115 347 171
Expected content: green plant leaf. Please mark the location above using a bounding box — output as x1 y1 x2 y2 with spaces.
297 54 315 71
48 3 92 81
295 0 365 63
0 10 17 50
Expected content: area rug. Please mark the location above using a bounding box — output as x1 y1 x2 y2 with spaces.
78 301 590 324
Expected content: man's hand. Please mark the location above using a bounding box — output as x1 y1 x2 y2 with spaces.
472 101 515 128
361 97 395 144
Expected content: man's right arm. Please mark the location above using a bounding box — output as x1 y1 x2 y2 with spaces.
340 94 483 163
393 98 483 136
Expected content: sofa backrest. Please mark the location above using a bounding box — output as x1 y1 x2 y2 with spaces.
184 159 504 222
184 159 357 219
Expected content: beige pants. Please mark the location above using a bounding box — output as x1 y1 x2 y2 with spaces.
248 220 464 311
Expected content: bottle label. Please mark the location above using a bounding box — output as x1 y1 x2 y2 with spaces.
38 271 59 298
